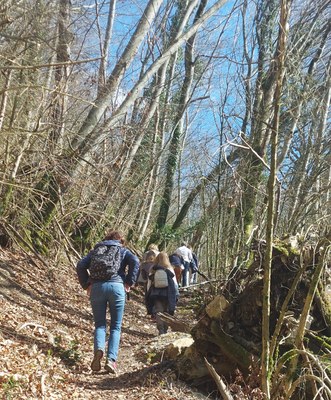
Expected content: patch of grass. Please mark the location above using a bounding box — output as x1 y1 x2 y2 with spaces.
53 336 82 366
147 351 158 363
1 376 21 400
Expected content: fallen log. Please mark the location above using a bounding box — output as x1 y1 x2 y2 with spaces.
157 312 192 333
174 236 330 397
191 319 254 373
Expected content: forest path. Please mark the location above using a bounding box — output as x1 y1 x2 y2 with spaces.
0 248 207 400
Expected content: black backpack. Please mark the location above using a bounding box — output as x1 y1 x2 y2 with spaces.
89 245 121 280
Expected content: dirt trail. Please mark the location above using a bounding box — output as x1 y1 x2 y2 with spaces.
0 248 207 400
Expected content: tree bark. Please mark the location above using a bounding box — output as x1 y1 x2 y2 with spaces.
261 1 290 397
149 0 211 246
71 0 164 152
97 0 117 96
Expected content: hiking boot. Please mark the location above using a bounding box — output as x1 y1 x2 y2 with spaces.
104 359 117 374
91 349 103 372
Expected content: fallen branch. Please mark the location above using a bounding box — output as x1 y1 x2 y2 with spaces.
54 218 81 268
41 373 47 396
17 322 46 332
157 312 192 333
179 279 217 291
204 357 234 400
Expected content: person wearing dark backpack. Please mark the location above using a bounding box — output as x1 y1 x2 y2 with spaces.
76 230 139 374
175 241 194 287
145 252 179 335
169 252 184 287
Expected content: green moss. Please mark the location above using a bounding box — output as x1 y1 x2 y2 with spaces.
319 289 331 335
147 352 158 363
273 244 290 257
273 238 300 257
246 251 256 269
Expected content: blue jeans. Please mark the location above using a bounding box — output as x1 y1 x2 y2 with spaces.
90 281 125 361
190 272 197 284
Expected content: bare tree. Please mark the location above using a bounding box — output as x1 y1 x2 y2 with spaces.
0 0 329 268
261 0 290 396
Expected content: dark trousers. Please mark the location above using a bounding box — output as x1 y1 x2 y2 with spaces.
153 298 169 334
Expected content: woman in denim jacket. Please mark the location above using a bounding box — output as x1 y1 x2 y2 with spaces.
76 230 139 374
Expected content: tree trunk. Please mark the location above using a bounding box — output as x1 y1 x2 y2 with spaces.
49 0 71 153
236 0 279 242
71 0 164 152
28 0 228 249
97 0 117 96
261 1 290 397
151 0 209 246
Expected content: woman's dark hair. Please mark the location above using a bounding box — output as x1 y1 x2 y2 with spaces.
104 230 125 245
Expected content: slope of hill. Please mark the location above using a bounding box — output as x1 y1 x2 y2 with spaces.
0 248 208 400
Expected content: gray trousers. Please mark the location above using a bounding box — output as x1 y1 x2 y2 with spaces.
153 298 169 334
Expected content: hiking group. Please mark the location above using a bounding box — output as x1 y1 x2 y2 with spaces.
76 229 199 375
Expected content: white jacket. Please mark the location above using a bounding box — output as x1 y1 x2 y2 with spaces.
175 246 193 263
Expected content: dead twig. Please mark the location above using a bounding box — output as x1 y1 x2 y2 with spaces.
41 373 47 396
17 322 46 332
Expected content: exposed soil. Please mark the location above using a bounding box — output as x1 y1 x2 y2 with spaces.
0 248 211 400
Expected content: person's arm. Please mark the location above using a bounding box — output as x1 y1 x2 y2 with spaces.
193 253 198 269
123 249 139 289
167 276 178 315
76 254 91 289
188 249 193 262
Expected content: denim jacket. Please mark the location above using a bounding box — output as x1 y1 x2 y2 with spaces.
76 240 139 289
